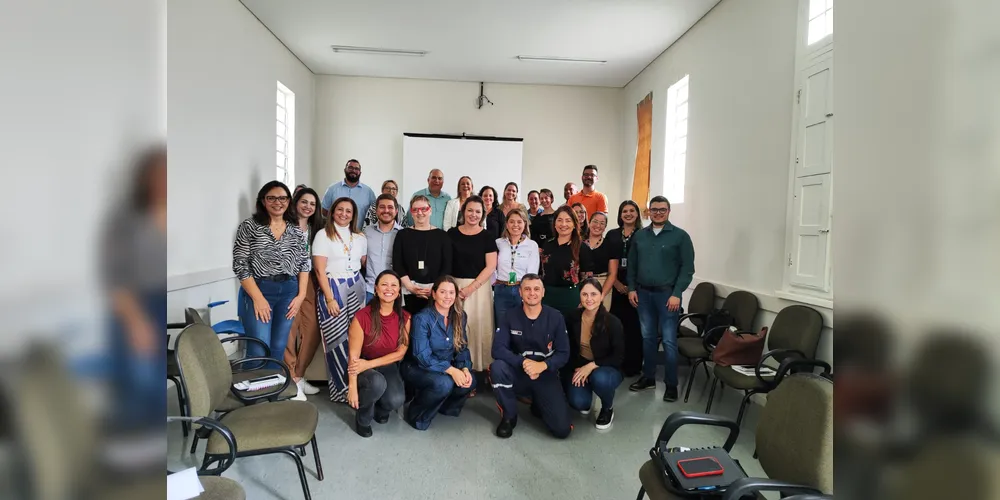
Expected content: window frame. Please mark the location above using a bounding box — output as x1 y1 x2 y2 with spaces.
662 74 690 205
276 81 295 188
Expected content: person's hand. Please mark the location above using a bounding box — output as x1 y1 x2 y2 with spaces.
253 296 272 323
459 285 476 300
628 291 639 308
348 358 370 376
666 296 681 312
347 385 359 410
572 365 596 387
447 367 467 387
418 287 432 298
128 318 157 356
613 281 628 295
286 294 305 319
522 359 547 379
461 368 473 388
325 296 341 317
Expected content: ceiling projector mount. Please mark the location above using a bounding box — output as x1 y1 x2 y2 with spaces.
477 81 494 109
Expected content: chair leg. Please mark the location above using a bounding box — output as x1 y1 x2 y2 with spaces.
282 449 312 500
168 375 190 437
736 390 757 427
189 427 206 455
298 445 306 457
636 486 646 500
310 435 324 481
683 358 704 403
705 378 719 413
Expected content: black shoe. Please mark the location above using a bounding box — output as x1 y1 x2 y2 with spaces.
374 413 390 424
496 418 517 438
663 386 678 402
355 422 373 438
595 408 614 430
629 377 656 392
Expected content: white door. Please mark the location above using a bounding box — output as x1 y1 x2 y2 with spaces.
796 53 833 178
789 173 832 290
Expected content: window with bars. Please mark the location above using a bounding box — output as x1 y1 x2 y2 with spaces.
663 74 689 204
276 81 295 187
807 0 833 45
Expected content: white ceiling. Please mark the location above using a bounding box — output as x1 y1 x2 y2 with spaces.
240 0 720 88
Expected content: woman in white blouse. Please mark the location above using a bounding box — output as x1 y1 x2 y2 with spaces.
442 176 480 231
313 197 369 403
492 207 540 331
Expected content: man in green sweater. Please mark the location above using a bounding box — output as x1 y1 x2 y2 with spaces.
626 196 695 402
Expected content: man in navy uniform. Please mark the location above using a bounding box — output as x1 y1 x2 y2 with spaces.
490 274 572 439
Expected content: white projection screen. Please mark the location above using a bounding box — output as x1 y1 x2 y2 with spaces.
401 134 524 203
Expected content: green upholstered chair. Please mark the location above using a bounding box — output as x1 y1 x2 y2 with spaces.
677 290 759 403
175 324 323 500
637 373 833 499
168 415 245 500
677 282 716 338
705 304 827 426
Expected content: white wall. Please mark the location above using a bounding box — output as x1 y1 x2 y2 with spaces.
313 76 622 208
621 0 832 363
167 0 315 322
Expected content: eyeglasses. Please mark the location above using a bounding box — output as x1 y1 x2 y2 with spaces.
411 207 431 214
265 196 290 203
649 208 669 214
384 187 398 193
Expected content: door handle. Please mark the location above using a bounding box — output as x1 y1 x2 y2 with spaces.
825 113 833 118
818 229 830 233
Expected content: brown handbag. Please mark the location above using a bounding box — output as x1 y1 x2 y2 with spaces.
711 326 769 367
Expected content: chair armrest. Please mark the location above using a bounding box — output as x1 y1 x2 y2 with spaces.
166 322 188 329
228 357 293 402
654 410 741 453
755 349 806 388
220 335 271 370
678 313 708 333
782 495 834 500
721 478 825 500
702 325 732 353
774 357 831 385
166 416 236 475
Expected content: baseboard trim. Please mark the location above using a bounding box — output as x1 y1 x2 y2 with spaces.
167 267 235 292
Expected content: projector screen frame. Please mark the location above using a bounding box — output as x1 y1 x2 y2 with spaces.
403 132 524 143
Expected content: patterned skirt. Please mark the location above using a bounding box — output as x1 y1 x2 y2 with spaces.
317 272 365 403
455 278 494 372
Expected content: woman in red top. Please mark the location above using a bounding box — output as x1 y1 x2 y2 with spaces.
346 270 412 437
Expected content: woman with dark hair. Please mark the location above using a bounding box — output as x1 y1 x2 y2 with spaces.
313 196 368 402
363 179 407 228
447 195 498 375
103 145 167 430
582 211 619 311
493 207 539 332
607 200 644 377
443 176 476 231
563 278 625 430
478 185 505 239
572 202 590 238
284 187 326 399
499 182 526 216
232 180 311 370
530 188 556 245
393 195 453 316
400 276 476 430
346 270 411 437
539 205 592 316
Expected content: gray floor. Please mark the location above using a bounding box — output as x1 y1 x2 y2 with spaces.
167 366 766 500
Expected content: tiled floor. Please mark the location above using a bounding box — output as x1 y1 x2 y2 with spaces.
167 367 766 499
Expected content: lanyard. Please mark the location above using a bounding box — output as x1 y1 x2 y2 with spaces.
508 235 524 284
340 233 355 271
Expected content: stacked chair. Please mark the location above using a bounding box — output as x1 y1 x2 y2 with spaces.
677 290 759 403
636 372 834 499
705 304 828 426
174 323 324 500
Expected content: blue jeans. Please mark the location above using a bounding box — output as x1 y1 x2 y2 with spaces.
239 277 298 371
637 289 682 386
110 289 167 431
492 284 522 330
565 366 623 411
400 361 476 430
366 291 374 304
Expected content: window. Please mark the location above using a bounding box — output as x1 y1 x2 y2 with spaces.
807 0 833 45
276 81 295 187
663 75 689 204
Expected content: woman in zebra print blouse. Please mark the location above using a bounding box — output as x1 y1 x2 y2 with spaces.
232 181 312 370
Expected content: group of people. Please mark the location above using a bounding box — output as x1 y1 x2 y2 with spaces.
231 158 695 438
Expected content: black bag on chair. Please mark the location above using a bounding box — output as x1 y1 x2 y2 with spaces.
701 309 736 340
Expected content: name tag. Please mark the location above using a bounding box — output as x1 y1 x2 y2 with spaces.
511 330 523 336
418 260 425 270
620 258 627 268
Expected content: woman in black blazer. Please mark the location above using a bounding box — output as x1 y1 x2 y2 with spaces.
563 278 625 430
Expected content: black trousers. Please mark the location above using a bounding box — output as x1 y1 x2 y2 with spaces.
356 363 406 427
611 290 643 377
490 359 572 439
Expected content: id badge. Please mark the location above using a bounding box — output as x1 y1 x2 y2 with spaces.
418 260 425 270
620 258 627 269
508 271 517 285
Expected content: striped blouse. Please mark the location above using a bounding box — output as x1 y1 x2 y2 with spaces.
232 218 312 281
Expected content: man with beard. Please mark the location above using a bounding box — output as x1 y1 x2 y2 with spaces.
566 165 609 217
321 158 376 230
404 169 451 229
363 194 402 302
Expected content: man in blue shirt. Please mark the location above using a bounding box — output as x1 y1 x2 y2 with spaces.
321 158 376 231
363 194 401 302
404 169 451 229
490 274 572 439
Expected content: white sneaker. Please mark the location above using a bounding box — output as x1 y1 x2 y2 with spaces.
292 379 308 401
299 379 321 395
